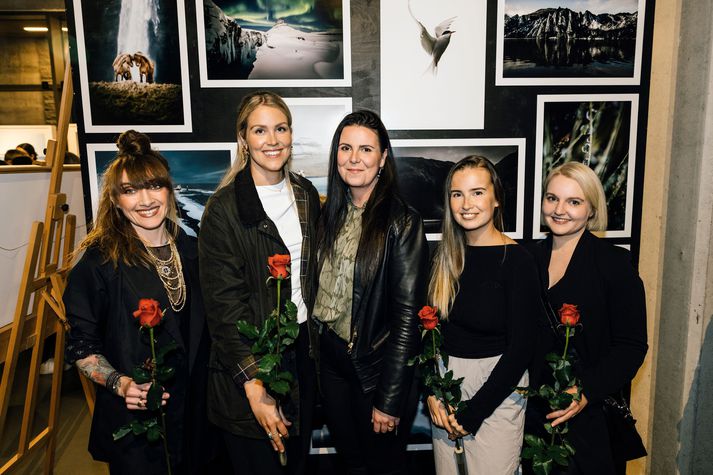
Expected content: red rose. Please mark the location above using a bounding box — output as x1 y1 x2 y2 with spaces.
133 298 164 328
268 254 291 279
418 305 439 330
558 303 580 327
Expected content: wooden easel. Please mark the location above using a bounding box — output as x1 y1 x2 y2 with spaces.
0 61 77 474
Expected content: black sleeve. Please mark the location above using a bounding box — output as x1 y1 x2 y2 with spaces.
373 211 430 417
64 250 109 363
457 249 539 435
198 195 259 385
579 246 648 403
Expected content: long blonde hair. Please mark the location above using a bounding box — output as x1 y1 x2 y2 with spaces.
74 130 179 267
217 91 293 190
428 156 506 318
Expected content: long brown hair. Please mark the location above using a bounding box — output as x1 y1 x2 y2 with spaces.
75 130 179 267
428 156 506 318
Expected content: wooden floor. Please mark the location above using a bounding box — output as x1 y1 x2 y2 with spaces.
2 364 436 474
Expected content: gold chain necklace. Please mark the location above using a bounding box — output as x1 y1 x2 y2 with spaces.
144 239 186 312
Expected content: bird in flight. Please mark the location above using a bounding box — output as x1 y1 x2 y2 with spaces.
408 0 456 75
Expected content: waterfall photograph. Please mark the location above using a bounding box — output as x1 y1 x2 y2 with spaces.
72 0 192 132
496 0 645 86
197 0 351 87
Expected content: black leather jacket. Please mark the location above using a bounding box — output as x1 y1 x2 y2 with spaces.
318 199 429 417
199 167 320 438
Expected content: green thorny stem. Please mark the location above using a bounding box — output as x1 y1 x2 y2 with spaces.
551 326 573 446
276 277 282 357
275 276 288 467
433 331 463 454
149 327 172 475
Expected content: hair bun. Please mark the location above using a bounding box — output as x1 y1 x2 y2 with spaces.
116 130 152 156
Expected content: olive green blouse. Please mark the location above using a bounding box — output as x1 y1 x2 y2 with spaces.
313 201 364 341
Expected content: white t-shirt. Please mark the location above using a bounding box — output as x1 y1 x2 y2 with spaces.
255 178 307 323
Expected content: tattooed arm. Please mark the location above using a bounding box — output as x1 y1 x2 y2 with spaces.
75 354 169 410
76 354 118 389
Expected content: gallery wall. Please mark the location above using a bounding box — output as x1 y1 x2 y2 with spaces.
65 0 655 258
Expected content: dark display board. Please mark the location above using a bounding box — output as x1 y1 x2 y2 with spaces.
66 0 654 260
66 0 656 456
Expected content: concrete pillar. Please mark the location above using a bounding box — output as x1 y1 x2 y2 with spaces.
642 0 713 472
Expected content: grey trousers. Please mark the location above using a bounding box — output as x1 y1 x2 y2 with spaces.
432 355 528 475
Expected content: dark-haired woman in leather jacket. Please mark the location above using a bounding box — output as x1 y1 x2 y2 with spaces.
313 110 429 475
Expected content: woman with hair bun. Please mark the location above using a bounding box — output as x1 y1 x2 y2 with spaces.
64 130 215 474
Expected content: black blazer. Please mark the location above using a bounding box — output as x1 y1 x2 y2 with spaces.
64 230 211 471
531 230 648 403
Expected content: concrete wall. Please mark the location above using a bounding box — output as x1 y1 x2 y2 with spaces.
636 0 713 473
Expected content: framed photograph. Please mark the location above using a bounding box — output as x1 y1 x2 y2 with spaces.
533 94 639 239
496 0 645 86
86 143 235 236
196 0 352 87
391 138 526 240
72 0 192 133
380 0 486 130
284 97 352 197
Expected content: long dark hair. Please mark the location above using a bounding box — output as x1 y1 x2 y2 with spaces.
318 110 403 283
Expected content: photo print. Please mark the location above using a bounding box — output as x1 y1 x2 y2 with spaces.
197 0 352 87
72 0 192 132
284 97 352 197
391 138 526 240
533 94 639 238
380 0 486 130
86 143 235 237
496 0 645 86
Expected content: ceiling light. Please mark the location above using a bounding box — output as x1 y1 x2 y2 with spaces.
23 27 48 32
62 27 68 32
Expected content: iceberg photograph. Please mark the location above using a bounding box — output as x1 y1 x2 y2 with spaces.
197 0 350 87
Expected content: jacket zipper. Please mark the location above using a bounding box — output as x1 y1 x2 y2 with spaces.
347 330 357 354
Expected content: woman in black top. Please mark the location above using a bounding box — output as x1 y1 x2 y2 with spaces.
427 156 539 473
64 130 213 474
528 162 647 474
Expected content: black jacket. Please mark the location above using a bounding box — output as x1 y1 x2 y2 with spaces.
317 199 429 417
64 230 212 473
528 230 648 473
198 167 320 438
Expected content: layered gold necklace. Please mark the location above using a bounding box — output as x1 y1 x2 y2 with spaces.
145 238 186 312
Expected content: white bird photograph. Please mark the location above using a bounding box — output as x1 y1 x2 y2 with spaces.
381 0 487 130
407 0 456 75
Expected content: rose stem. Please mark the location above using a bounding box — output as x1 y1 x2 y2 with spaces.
149 327 172 475
434 330 463 452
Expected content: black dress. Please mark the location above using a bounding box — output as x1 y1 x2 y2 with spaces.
528 231 648 474
64 230 213 475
